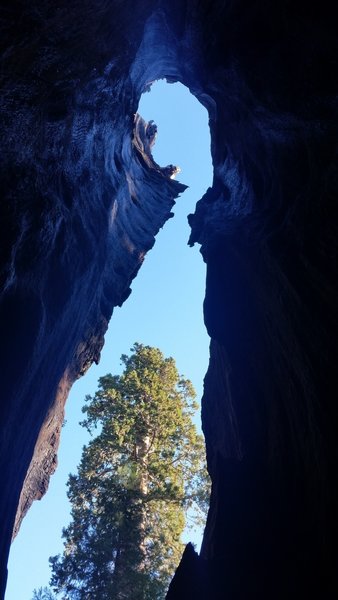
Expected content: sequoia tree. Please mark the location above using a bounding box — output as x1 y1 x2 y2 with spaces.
50 343 209 599
31 588 57 600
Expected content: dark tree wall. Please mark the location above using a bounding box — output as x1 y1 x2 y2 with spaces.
1 1 337 598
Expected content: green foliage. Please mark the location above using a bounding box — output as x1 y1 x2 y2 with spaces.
31 587 57 600
50 344 210 600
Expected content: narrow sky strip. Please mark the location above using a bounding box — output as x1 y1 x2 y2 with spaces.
6 80 212 599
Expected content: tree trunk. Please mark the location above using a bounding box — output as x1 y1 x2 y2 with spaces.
111 431 151 599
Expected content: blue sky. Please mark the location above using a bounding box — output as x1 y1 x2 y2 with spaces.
6 80 212 599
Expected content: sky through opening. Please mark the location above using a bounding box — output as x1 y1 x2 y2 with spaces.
6 80 213 599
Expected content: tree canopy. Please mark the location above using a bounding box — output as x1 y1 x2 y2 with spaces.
31 587 57 600
50 343 210 599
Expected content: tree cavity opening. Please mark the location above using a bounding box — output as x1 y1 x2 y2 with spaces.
7 80 213 600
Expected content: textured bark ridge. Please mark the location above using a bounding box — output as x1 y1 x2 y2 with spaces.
1 1 337 598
